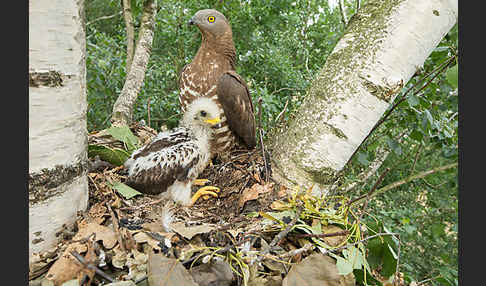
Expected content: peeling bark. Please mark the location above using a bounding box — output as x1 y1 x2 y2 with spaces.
268 0 458 193
111 0 156 127
29 0 88 263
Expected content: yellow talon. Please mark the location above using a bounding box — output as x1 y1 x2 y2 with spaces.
193 179 210 186
191 186 220 205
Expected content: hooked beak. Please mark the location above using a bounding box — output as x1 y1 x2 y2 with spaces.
204 117 221 126
188 17 196 26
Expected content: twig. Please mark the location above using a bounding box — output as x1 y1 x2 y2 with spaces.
421 178 447 189
357 167 391 222
147 97 151 128
257 97 269 182
347 168 390 210
322 232 399 255
70 251 115 283
278 242 314 258
181 236 253 266
410 142 423 174
356 0 361 11
394 233 401 286
257 207 302 263
106 202 126 252
338 0 348 26
351 162 457 205
334 146 390 194
274 99 289 125
291 230 349 239
86 11 122 26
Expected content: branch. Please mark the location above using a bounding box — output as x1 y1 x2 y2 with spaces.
351 162 457 205
111 0 157 127
122 0 135 74
70 251 114 283
338 0 348 26
86 11 122 26
257 207 302 263
334 146 390 194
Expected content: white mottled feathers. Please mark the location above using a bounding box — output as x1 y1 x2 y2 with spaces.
124 97 221 205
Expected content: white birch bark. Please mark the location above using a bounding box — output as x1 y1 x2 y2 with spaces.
269 0 458 193
29 0 88 264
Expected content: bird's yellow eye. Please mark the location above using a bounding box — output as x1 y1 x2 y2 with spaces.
208 16 215 23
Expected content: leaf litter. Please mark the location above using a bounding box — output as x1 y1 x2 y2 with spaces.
29 123 404 285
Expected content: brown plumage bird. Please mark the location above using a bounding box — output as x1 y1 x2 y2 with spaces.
179 9 256 159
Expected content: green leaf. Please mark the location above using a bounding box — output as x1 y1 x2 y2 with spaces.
366 238 384 269
108 181 142 199
335 256 354 275
431 223 445 238
435 277 455 286
88 144 130 166
357 151 370 166
353 269 383 286
380 244 398 278
445 64 458 89
409 130 424 141
386 137 402 155
407 94 419 107
106 125 140 151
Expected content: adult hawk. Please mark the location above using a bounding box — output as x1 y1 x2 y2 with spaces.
179 9 256 159
124 97 222 206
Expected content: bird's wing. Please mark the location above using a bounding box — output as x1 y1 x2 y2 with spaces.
217 71 257 148
125 128 202 194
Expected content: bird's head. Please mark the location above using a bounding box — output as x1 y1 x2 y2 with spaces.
188 9 230 38
182 97 222 130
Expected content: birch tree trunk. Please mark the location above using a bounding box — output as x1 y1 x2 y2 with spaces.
29 0 88 264
268 0 458 193
111 0 156 127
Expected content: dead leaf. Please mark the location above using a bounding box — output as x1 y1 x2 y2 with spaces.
111 245 127 269
239 183 274 208
322 225 347 248
270 200 288 210
282 253 354 286
147 253 198 286
126 249 148 281
189 257 234 286
171 222 216 240
74 222 117 250
45 243 85 285
133 232 162 251
278 185 291 197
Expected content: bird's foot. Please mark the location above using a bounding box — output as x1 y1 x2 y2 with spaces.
191 186 220 205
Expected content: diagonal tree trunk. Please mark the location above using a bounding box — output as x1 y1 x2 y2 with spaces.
111 0 157 127
29 0 88 264
268 0 458 193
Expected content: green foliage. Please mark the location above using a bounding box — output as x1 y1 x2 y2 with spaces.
86 0 344 132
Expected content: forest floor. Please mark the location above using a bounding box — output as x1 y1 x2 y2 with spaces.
28 124 401 286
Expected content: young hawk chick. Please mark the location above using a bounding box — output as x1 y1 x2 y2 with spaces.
124 97 222 206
